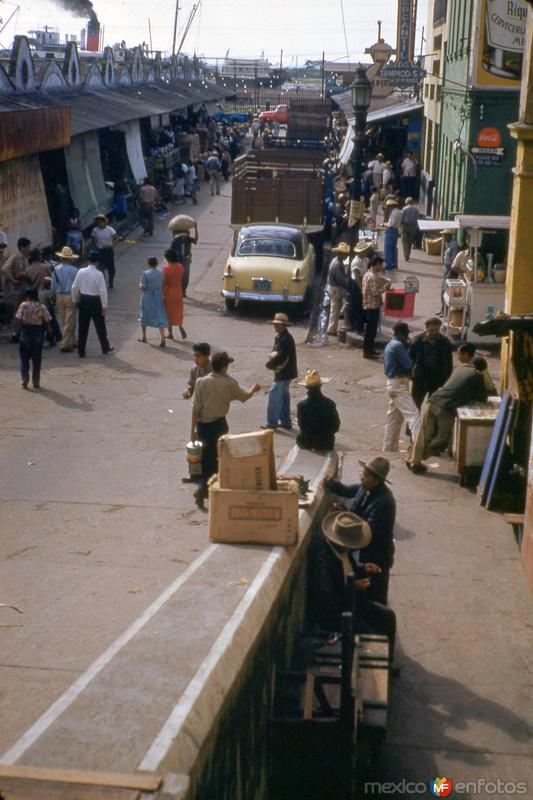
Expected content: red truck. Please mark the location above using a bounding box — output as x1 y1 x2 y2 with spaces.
258 104 289 124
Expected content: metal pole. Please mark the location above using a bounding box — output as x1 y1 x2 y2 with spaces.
148 18 153 54
171 0 179 57
349 106 368 258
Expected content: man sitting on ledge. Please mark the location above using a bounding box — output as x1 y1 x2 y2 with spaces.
296 370 340 452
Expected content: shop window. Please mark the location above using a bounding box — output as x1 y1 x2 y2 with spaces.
430 84 435 100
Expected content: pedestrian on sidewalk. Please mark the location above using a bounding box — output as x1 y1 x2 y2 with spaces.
162 249 186 341
326 242 350 336
409 317 454 408
296 370 340 451
369 188 380 228
138 257 168 347
138 178 158 236
27 249 61 348
182 342 212 399
323 456 396 604
361 253 391 359
191 351 261 508
65 208 83 255
400 198 423 261
348 240 373 332
3 236 31 341
407 344 488 473
400 150 417 198
90 215 118 289
263 312 298 430
384 199 402 271
369 153 386 190
15 287 51 389
206 151 221 196
71 251 113 358
51 246 79 352
382 322 421 453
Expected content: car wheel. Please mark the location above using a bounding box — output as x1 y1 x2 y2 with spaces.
225 298 236 312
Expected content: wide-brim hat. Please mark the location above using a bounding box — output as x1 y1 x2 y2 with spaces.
55 246 77 260
440 228 455 235
359 456 391 484
354 240 373 255
332 242 350 255
298 369 330 387
385 198 399 207
95 214 108 222
322 511 372 551
269 312 291 326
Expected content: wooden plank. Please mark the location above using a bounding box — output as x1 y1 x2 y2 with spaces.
0 776 141 800
504 513 525 525
0 766 162 792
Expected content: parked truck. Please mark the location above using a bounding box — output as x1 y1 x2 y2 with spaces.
230 147 326 232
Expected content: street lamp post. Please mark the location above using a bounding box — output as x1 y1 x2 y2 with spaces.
348 65 373 257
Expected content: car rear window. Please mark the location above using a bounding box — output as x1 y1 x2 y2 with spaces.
237 238 298 259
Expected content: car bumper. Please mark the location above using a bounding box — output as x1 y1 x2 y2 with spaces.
222 289 305 303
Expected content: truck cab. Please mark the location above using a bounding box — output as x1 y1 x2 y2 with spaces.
258 104 289 125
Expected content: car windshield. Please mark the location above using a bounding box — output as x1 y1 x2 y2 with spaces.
236 237 298 259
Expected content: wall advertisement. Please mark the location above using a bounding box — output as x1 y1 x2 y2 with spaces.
473 0 529 89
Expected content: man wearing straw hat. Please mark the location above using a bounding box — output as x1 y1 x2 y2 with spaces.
324 456 396 604
296 370 340 451
348 239 373 332
384 198 402 271
51 246 79 352
326 242 350 336
263 312 298 430
312 510 396 657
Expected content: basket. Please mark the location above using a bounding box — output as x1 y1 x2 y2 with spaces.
425 236 442 256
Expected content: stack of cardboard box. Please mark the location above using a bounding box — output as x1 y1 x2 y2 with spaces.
208 430 299 546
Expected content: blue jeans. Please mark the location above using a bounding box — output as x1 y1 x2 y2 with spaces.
384 228 399 270
19 325 45 385
266 379 292 428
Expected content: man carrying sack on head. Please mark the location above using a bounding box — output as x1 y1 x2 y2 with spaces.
323 456 396 605
326 242 350 336
262 312 298 431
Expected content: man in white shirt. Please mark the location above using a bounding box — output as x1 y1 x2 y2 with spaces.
369 153 386 189
90 214 118 288
384 199 402 271
401 151 417 199
71 250 113 358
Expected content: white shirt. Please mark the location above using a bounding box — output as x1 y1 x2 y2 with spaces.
71 264 108 308
350 254 369 281
371 160 386 175
382 167 392 186
92 225 116 249
388 208 403 229
0 229 8 246
401 157 416 177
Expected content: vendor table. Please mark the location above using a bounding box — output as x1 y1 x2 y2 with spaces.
454 398 501 486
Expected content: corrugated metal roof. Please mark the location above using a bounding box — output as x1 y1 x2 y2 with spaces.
0 80 234 137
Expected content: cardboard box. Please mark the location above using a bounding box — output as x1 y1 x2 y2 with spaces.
218 430 277 491
208 479 299 546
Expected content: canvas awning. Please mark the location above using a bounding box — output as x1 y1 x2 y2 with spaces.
65 131 112 222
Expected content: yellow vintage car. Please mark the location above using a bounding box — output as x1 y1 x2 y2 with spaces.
222 224 314 310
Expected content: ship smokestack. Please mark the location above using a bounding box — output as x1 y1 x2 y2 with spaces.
51 1 100 50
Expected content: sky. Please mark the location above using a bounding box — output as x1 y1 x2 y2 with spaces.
0 0 428 66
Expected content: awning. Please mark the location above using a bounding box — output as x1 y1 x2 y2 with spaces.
0 80 235 139
65 131 112 222
367 99 423 124
419 220 459 232
339 123 354 164
113 120 147 183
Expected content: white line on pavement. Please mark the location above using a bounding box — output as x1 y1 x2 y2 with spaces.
0 544 219 765
138 548 282 772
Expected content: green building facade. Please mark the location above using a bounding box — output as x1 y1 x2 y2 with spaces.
435 0 524 218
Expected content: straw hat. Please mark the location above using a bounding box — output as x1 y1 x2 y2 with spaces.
332 242 350 255
269 312 291 326
95 213 108 222
298 369 330 387
440 228 455 235
354 240 373 255
359 456 391 484
55 246 77 260
385 198 399 207
322 511 372 551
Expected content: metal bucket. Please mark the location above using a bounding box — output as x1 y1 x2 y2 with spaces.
186 440 203 479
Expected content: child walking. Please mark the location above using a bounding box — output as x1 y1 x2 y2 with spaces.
16 287 51 389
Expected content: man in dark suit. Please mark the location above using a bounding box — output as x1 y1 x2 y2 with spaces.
296 370 340 451
323 456 396 605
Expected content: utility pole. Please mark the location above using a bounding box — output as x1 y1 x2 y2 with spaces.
148 18 153 54
172 0 179 57
280 48 283 70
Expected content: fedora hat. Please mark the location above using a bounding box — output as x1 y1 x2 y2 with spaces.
55 245 77 260
269 312 291 326
332 242 350 255
359 456 391 484
322 511 372 550
354 240 373 255
298 369 330 387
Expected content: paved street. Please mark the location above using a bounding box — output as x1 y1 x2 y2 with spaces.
1 183 532 796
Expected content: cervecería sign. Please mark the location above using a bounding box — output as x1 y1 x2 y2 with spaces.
0 106 71 162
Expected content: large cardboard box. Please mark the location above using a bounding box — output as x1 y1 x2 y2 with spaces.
218 430 277 491
208 479 299 546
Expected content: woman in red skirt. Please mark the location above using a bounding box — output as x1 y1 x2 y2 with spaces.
162 249 187 340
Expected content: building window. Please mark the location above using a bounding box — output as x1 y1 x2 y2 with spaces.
424 83 429 98
436 85 442 102
430 84 435 100
425 119 433 174
434 34 442 51
433 59 440 76
433 0 447 26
